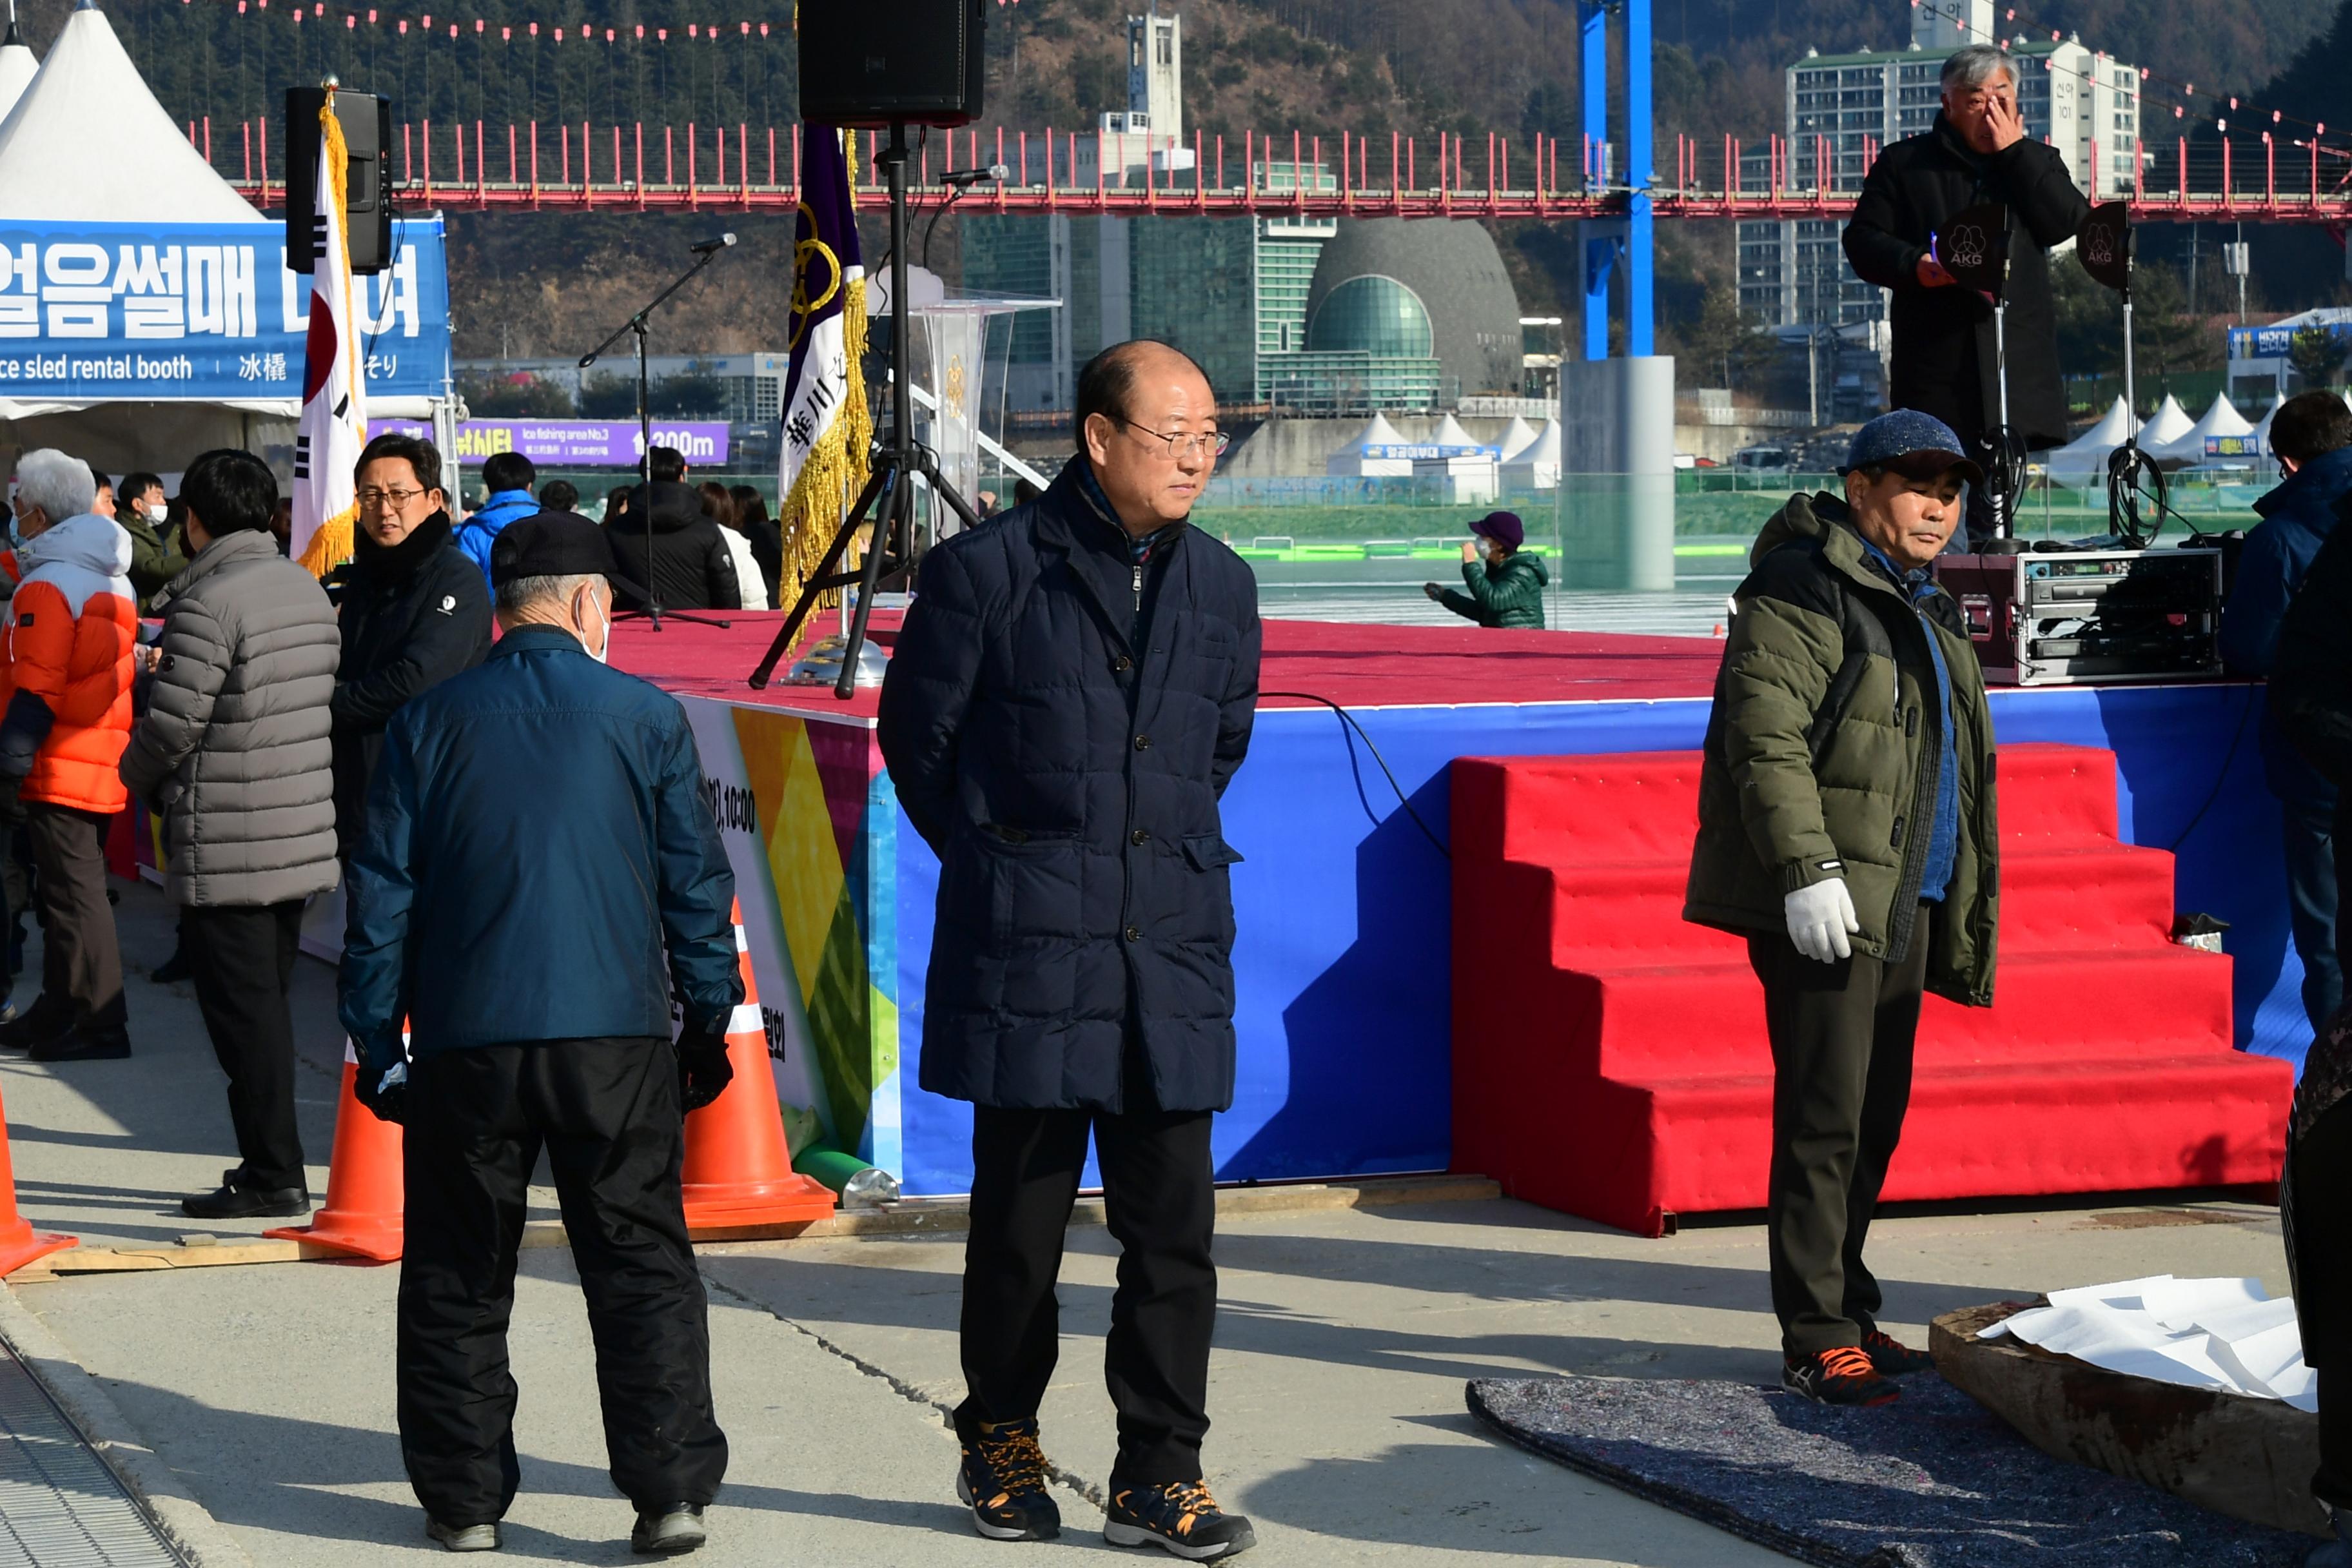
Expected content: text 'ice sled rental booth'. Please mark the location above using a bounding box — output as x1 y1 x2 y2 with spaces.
0 1 451 474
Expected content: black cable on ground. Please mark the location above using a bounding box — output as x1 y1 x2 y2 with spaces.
1262 691 1450 860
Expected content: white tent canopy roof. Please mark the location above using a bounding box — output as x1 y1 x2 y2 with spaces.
2134 394 2195 451
2248 392 2288 451
0 2 264 223
1333 413 1408 455
2153 391 2256 463
0 22 37 127
1503 417 1562 469
1494 416 1539 463
2041 397 2135 477
1430 413 1482 450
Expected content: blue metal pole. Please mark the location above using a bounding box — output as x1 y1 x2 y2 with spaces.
1580 0 1609 362
1625 0 1654 357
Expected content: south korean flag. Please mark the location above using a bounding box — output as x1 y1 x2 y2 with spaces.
291 96 368 577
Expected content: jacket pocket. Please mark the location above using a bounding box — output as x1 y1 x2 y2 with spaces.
974 826 1084 946
1180 834 1244 870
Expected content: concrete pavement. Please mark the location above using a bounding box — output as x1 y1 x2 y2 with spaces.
0 877 2305 1565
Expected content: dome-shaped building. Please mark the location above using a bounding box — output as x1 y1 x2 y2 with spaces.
1269 219 1524 411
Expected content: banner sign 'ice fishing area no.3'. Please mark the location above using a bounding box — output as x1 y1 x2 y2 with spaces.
0 219 451 402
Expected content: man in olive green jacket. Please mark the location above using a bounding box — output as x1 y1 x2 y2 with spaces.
1684 410 2000 1408
116 473 189 607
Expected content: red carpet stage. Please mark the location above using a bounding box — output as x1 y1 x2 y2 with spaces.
612 614 2303 1211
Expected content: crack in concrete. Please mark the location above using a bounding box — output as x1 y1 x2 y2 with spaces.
699 1271 1110 1511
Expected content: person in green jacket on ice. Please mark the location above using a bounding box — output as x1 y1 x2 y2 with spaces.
1424 510 1547 629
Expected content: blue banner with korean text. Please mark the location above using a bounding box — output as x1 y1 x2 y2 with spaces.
0 218 451 403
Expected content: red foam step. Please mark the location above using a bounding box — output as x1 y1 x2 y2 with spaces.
1554 945 2233 1079
1538 841 2179 961
1480 1051 2289 1237
1451 745 2289 1236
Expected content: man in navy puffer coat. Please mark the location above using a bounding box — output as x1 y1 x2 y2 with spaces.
880 341 1263 1559
2223 391 2352 1035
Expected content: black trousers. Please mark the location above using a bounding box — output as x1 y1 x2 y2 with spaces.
397 1037 727 1525
2292 1099 2352 1509
957 1088 1217 1489
2285 798 2344 1037
24 802 124 1032
182 901 305 1191
1752 905 1932 1357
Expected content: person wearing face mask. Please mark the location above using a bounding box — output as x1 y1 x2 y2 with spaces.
1842 44 2090 549
1422 511 1548 629
119 449 341 1220
1685 410 2002 1411
115 472 188 605
0 449 140 1062
328 433 493 865
340 511 740 1556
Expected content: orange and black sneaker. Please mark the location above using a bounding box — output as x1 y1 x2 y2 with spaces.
955 1417 1061 1542
1859 1326 1936 1377
1104 1480 1256 1560
1782 1345 1901 1407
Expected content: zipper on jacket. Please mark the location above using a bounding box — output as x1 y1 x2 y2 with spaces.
1132 562 1144 625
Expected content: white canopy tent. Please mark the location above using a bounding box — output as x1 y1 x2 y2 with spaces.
0 15 36 126
1502 417 1562 490
0 1 429 474
1429 413 1487 453
2134 394 2196 453
2039 396 2135 483
1326 413 1414 477
1494 415 1539 464
2151 391 2256 466
2246 392 2288 456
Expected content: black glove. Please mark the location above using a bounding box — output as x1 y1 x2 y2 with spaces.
354 1063 409 1125
677 1026 735 1113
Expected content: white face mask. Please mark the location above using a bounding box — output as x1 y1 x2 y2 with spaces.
582 587 611 665
147 502 168 523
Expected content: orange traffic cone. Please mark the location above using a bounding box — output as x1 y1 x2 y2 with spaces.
680 904 839 1229
0 1081 72 1275
268 1044 404 1261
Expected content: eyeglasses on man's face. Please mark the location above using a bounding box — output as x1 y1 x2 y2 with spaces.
1110 416 1230 461
357 486 429 509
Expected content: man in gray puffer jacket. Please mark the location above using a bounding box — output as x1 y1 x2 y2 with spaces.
121 449 342 1222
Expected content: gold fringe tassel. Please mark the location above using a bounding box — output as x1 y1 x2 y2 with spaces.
296 505 357 578
776 272 873 633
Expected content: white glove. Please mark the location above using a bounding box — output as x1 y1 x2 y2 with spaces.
1784 879 1859 964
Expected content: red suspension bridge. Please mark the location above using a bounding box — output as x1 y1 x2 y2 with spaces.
193 117 2352 225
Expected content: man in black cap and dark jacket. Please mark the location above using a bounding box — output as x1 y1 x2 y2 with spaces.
343 510 740 1556
1843 43 2091 547
610 445 742 612
879 340 1262 1561
329 433 494 859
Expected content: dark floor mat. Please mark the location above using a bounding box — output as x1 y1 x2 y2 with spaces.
1467 1373 2313 1567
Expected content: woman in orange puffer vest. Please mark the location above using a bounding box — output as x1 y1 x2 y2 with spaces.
0 449 139 1061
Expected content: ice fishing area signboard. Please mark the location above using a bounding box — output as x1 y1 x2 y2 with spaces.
0 217 451 403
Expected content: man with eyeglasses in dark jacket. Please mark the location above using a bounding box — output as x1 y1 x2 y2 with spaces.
881 340 1262 1560
328 433 493 861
